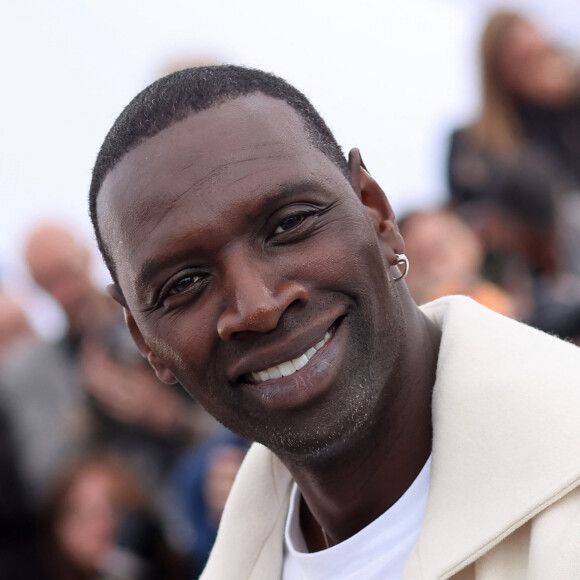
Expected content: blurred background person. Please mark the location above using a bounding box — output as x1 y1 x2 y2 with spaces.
447 10 580 276
447 9 580 214
0 401 48 580
0 222 217 513
398 208 516 317
400 167 580 343
0 223 109 507
169 431 249 578
0 290 45 579
486 157 580 342
40 452 186 580
0 291 36 366
443 9 580 344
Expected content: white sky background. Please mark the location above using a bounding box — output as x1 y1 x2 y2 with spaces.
2 0 579 337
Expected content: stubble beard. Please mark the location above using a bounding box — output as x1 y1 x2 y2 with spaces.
244 298 406 467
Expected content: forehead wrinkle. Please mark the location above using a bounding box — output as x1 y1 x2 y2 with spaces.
179 138 301 173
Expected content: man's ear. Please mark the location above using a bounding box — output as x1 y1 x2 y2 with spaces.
348 148 404 262
106 283 128 308
123 308 179 385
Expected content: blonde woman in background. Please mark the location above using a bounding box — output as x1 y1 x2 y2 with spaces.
447 10 580 210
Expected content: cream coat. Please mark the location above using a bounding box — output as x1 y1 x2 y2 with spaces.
201 296 580 579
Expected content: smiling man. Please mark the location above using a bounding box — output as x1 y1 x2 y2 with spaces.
90 66 580 580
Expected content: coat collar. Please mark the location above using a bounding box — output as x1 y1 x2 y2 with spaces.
405 297 580 579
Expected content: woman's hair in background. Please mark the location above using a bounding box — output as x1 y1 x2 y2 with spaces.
474 10 528 154
40 451 151 580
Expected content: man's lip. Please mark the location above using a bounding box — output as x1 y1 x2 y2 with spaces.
227 311 345 383
239 316 346 412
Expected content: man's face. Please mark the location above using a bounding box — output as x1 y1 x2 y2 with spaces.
98 94 405 461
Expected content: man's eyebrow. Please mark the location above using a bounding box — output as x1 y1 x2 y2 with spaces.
258 178 328 208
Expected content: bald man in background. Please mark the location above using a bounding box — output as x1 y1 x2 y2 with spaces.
25 224 118 339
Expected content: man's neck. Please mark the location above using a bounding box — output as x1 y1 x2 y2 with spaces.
283 306 440 552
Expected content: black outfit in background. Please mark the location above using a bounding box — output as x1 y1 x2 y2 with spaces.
447 96 580 210
446 96 580 342
0 404 48 580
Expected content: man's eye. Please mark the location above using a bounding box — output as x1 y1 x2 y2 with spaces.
273 214 307 235
166 275 201 297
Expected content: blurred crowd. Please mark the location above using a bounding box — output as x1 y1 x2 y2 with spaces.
407 9 580 344
1 8 580 580
0 224 249 580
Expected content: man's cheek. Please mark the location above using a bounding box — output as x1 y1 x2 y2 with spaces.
301 246 357 284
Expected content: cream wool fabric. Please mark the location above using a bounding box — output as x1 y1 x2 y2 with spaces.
200 296 580 580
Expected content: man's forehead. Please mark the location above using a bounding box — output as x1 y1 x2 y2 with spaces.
128 94 310 163
98 93 318 209
96 94 345 269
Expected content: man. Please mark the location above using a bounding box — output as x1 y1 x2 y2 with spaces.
90 66 580 579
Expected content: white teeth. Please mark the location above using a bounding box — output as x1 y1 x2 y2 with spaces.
248 327 334 383
279 361 296 376
292 354 309 371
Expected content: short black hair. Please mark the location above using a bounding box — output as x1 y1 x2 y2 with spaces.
89 65 349 283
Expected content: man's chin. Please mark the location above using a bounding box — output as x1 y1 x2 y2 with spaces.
249 403 375 468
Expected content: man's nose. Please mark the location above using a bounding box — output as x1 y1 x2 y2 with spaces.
216 255 308 340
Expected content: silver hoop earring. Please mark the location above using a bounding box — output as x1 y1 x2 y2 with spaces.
393 253 409 281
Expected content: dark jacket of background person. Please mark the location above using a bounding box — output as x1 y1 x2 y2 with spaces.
0 403 48 580
169 431 249 578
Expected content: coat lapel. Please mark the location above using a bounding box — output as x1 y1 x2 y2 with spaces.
405 297 580 579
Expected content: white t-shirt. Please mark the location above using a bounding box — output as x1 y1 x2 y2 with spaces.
282 456 431 580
